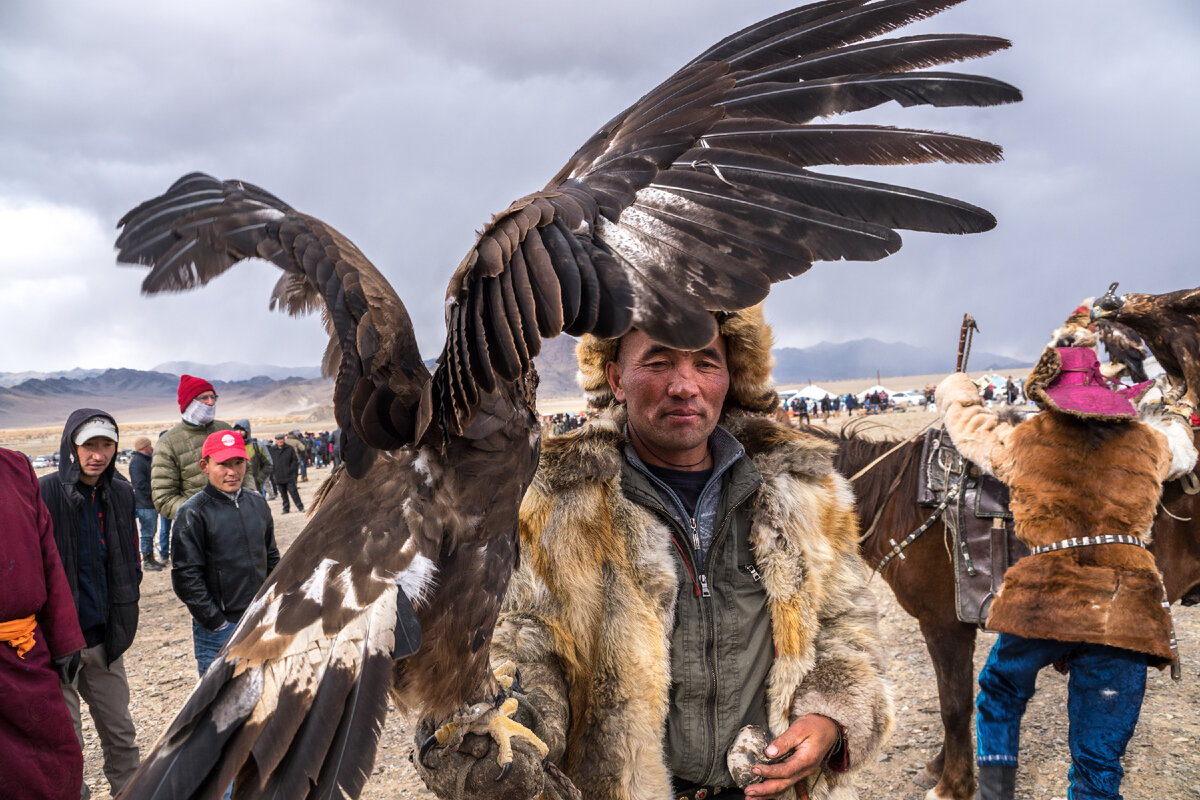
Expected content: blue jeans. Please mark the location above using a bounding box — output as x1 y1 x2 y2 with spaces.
136 508 158 558
157 514 171 560
192 618 236 676
976 633 1147 800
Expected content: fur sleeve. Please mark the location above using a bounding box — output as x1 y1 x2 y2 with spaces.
1140 411 1199 481
935 372 1014 479
789 547 893 776
489 506 571 763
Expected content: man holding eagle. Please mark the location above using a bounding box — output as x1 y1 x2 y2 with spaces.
107 1 1034 799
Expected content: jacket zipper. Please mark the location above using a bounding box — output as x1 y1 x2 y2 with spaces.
699 490 755 783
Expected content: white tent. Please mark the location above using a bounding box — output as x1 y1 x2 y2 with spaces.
855 384 891 401
795 384 833 400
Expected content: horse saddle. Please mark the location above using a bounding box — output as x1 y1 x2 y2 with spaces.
918 428 1029 626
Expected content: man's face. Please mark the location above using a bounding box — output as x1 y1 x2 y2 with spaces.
201 456 248 492
605 329 729 464
76 437 116 481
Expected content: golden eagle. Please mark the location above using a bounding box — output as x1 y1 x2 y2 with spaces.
1055 298 1151 383
113 1 1019 798
1093 282 1200 410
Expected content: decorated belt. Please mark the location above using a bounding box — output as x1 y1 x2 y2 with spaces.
1028 534 1147 556
1027 533 1181 680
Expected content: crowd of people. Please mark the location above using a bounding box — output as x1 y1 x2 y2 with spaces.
2 332 1195 800
0 373 348 799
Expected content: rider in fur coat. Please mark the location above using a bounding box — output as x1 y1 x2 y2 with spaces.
416 306 891 800
936 344 1197 800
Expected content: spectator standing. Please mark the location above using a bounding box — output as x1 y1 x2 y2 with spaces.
128 437 163 571
171 432 279 675
267 433 304 514
39 410 141 799
152 375 238 522
0 447 86 800
285 431 308 482
330 428 342 469
232 419 273 498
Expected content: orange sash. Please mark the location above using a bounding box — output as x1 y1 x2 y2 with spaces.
0 615 37 659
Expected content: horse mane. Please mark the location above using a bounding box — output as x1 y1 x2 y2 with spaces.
801 420 926 531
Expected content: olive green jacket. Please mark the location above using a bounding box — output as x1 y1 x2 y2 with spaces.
151 418 238 519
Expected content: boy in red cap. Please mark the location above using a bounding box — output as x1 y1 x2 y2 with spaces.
151 375 241 523
170 431 278 678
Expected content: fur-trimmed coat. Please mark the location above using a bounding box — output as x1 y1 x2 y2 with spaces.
936 373 1198 664
491 409 892 800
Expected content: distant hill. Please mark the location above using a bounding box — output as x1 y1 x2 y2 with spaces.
0 368 332 429
152 360 323 381
772 338 1029 384
0 340 1032 429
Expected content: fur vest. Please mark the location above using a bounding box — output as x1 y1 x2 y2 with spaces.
936 373 1197 664
492 409 891 800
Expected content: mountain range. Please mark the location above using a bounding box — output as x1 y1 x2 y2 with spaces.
0 338 1030 429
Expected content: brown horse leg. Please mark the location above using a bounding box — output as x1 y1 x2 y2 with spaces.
916 616 978 800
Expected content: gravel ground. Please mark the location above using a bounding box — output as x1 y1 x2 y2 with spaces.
74 417 1200 799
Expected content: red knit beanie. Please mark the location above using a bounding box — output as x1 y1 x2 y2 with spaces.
178 374 215 412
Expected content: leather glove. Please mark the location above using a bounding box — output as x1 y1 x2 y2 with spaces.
53 651 81 684
412 691 575 800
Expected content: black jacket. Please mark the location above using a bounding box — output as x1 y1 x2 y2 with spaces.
38 408 141 665
129 450 154 510
171 483 279 630
267 442 299 484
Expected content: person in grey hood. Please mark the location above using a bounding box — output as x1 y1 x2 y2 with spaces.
39 408 142 799
232 418 272 497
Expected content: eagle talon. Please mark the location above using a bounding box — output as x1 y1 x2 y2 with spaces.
418 733 439 768
496 761 512 782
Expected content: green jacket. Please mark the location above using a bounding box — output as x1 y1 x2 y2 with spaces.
151 418 237 519
491 409 892 799
621 427 773 786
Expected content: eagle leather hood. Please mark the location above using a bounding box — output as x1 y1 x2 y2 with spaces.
577 304 778 415
56 407 119 485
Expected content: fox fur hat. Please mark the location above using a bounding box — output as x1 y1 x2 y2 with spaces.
575 303 779 414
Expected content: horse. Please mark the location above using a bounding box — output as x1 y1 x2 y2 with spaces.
819 419 1200 800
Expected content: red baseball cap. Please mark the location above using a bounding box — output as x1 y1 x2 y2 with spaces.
202 430 247 463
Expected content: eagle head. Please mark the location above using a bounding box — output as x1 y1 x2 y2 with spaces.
1091 281 1125 320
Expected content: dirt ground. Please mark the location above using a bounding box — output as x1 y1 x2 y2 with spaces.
44 410 1199 799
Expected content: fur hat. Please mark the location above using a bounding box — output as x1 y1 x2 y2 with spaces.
1025 346 1150 421
177 374 216 412
575 304 778 414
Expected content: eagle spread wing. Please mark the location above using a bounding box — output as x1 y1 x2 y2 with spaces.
1093 282 1200 409
113 1 1019 798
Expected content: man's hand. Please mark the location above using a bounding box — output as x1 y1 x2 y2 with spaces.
745 714 840 799
53 651 81 685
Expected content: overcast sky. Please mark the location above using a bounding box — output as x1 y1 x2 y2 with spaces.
1 0 1197 375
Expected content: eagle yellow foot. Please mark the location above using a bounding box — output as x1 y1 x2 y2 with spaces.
419 663 549 781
